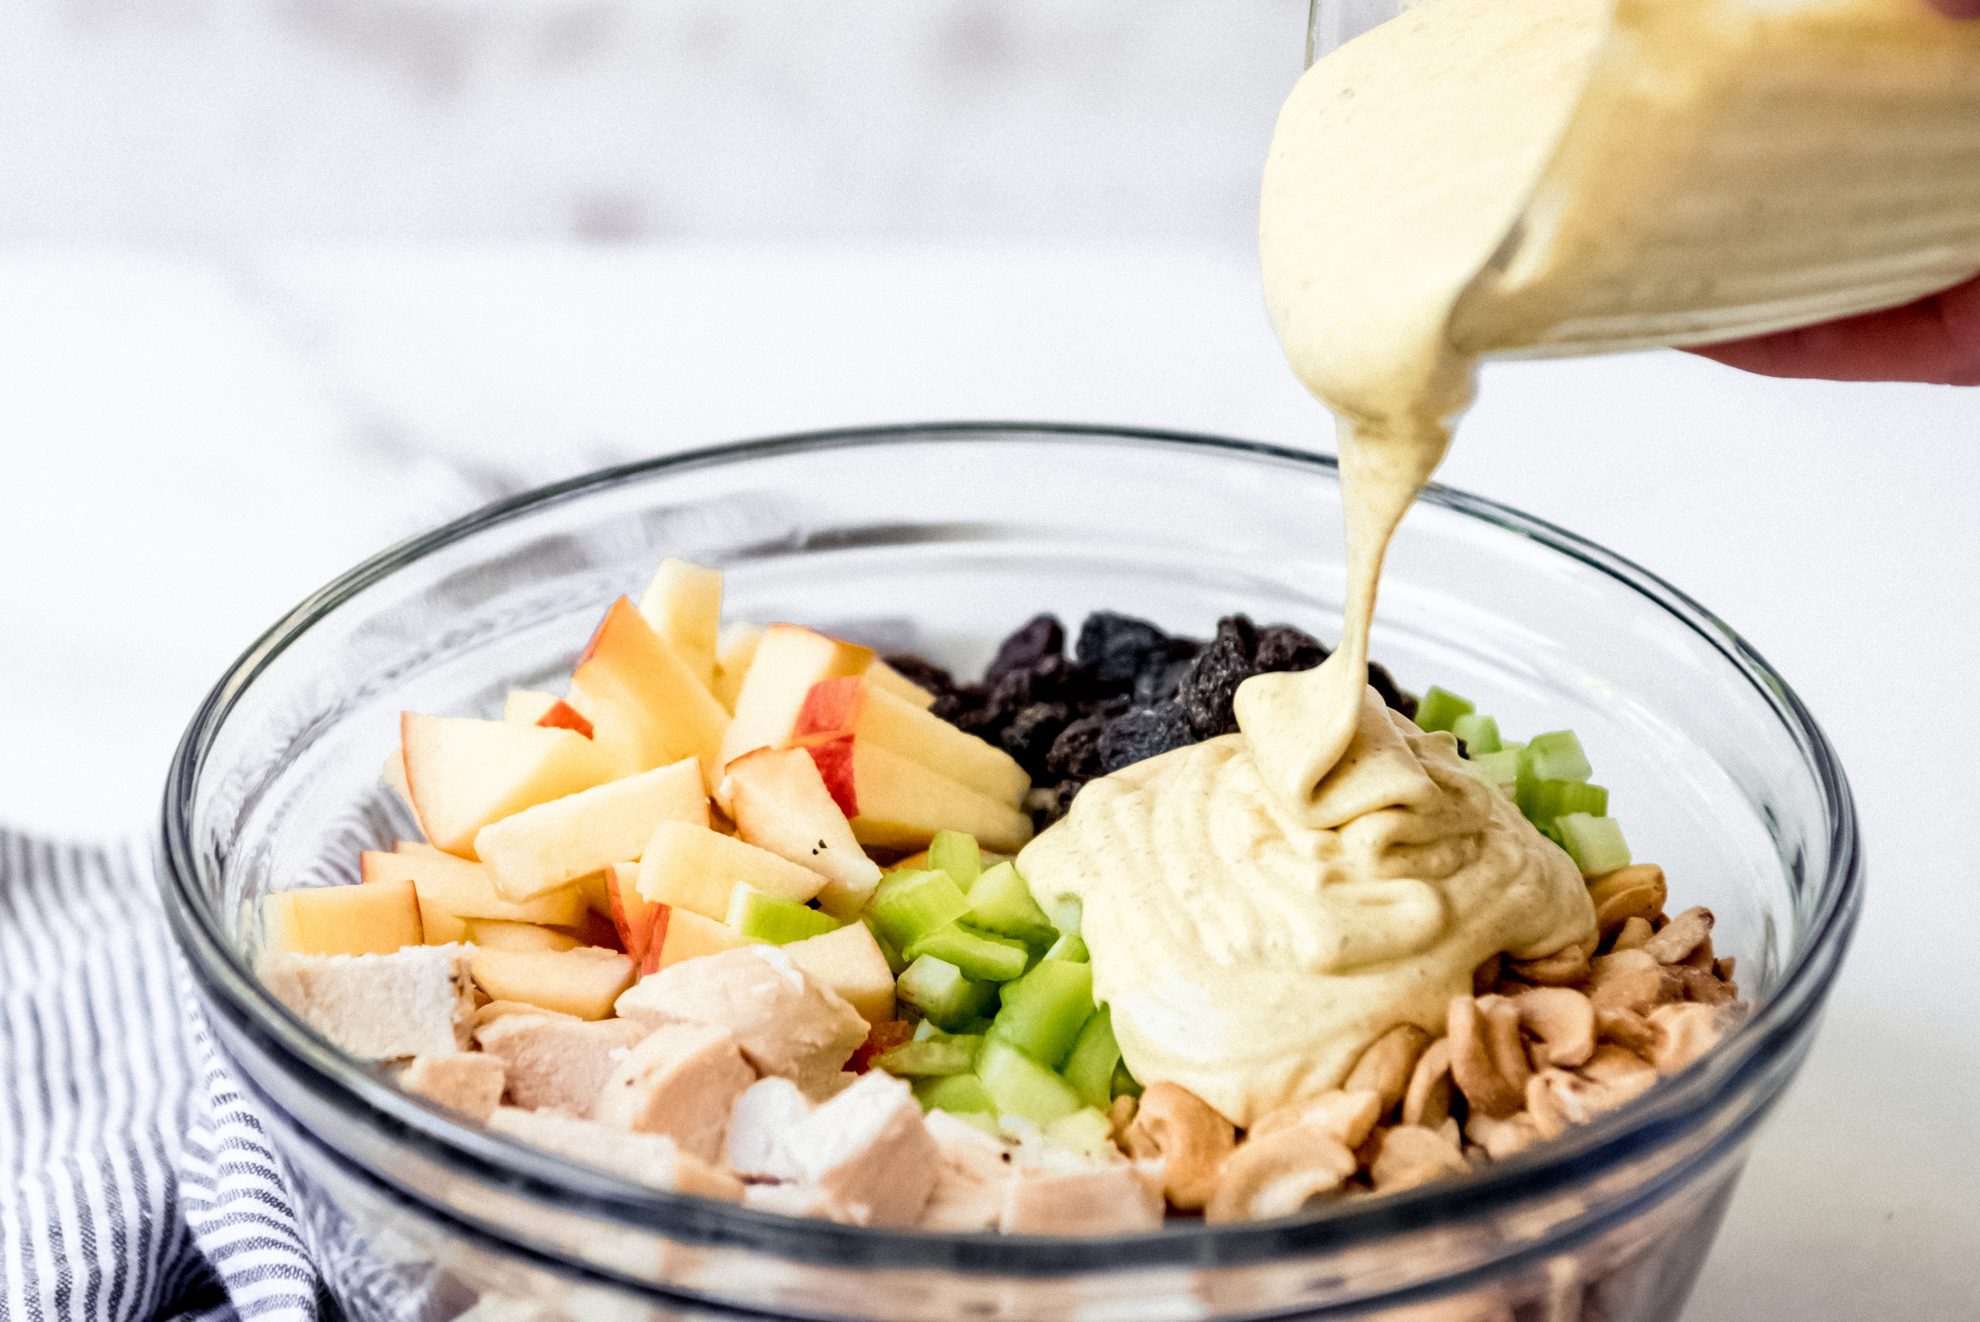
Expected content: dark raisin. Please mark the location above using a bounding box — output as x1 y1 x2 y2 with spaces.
1131 648 1201 706
999 702 1073 778
1252 624 1329 674
934 681 992 730
1044 712 1111 781
1098 705 1194 773
1368 662 1417 720
1075 612 1175 690
985 614 1065 685
882 653 961 703
1177 615 1261 737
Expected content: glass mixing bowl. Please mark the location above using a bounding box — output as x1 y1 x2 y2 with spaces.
158 423 1861 1321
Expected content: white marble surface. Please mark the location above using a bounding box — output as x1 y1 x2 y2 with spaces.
2 242 1976 1317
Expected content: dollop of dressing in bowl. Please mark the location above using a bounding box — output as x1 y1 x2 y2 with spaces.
1023 0 1980 1123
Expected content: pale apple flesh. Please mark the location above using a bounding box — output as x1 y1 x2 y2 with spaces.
361 849 588 943
642 904 758 975
801 738 1033 855
793 676 1030 808
720 745 882 920
637 558 724 692
570 597 731 781
400 713 607 858
461 918 584 953
467 946 635 1020
635 820 827 921
262 878 423 957
474 757 708 901
780 923 896 1025
717 624 874 773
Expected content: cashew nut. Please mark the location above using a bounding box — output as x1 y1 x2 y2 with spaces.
1672 964 1738 1006
1369 1123 1469 1194
1577 1044 1660 1105
1123 1082 1237 1212
1448 995 1532 1118
1402 1037 1455 1128
1594 1006 1659 1055
1204 1123 1357 1222
1344 1023 1433 1115
1587 864 1668 934
1107 1093 1139 1146
1608 916 1655 953
1465 1107 1544 1160
1514 986 1597 1069
1588 949 1682 1015
1646 1002 1741 1075
1249 1088 1384 1150
1506 939 1594 987
1643 907 1715 965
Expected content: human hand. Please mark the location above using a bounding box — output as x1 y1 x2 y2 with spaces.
1691 274 1980 386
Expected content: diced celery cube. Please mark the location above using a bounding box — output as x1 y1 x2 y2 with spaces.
868 869 971 949
1466 749 1521 793
1556 813 1631 877
976 1040 1082 1126
1451 712 1502 755
896 955 998 1030
1111 1060 1143 1100
1414 686 1475 733
861 914 908 976
1043 1107 1116 1158
928 831 983 891
875 1034 982 1078
964 862 1057 947
1519 778 1609 829
727 887 841 945
914 1072 996 1116
988 960 1094 1069
1061 1005 1122 1108
1522 730 1593 783
905 924 1031 982
1044 932 1089 963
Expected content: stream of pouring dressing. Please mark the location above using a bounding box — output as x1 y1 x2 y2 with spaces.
1020 0 1980 1127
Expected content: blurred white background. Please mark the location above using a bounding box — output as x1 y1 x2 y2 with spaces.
2 2 1975 1318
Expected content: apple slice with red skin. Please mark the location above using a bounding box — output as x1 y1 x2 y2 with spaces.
793 676 1029 807
718 624 874 774
719 745 880 917
570 597 729 779
797 735 1032 856
638 903 756 976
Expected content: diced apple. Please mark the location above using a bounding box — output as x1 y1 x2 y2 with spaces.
795 677 1030 808
801 733 859 817
552 908 625 952
537 699 594 738
400 714 607 858
802 738 1033 855
642 905 758 975
606 861 661 968
393 839 446 858
720 745 883 920
781 923 896 1025
712 622 763 713
361 850 588 943
261 879 423 957
571 598 730 779
461 918 583 953
867 658 937 710
503 689 562 724
636 558 723 691
383 748 412 805
474 758 709 900
635 820 827 921
576 869 611 917
468 946 635 1020
718 624 874 772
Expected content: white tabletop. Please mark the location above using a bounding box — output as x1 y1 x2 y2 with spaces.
2 242 1974 1317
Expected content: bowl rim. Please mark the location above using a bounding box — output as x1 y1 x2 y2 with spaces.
158 420 1863 1281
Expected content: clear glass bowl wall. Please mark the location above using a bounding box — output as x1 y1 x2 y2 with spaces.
161 424 1859 1322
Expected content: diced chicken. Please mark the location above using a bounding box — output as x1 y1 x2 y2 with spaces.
592 1024 756 1164
998 1156 1165 1236
615 946 867 1095
742 1182 827 1218
920 1110 1016 1232
473 1013 646 1115
261 945 475 1060
781 1071 938 1228
399 1052 507 1122
487 1107 742 1202
726 1077 814 1180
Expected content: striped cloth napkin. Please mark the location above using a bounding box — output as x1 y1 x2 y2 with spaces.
0 830 326 1320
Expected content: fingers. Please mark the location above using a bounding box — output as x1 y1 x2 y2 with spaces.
1689 275 1980 386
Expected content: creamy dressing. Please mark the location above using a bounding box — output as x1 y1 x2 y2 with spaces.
1021 0 1980 1125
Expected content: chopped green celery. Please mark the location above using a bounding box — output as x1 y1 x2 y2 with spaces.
976 1040 1083 1125
964 862 1057 947
928 831 983 891
1522 730 1593 783
860 915 908 976
1414 686 1475 733
896 955 999 1030
1518 779 1609 829
1466 749 1521 793
1556 813 1631 876
1111 1060 1143 1100
868 869 970 949
1061 1005 1122 1108
875 1034 982 1077
1047 896 1082 938
1043 1107 1116 1158
1501 739 1526 755
914 1072 996 1116
727 887 841 944
988 960 1094 1069
1044 932 1089 963
905 923 1031 982
1451 712 1502 755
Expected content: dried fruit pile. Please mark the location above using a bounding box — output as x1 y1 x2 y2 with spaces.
887 612 1418 825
